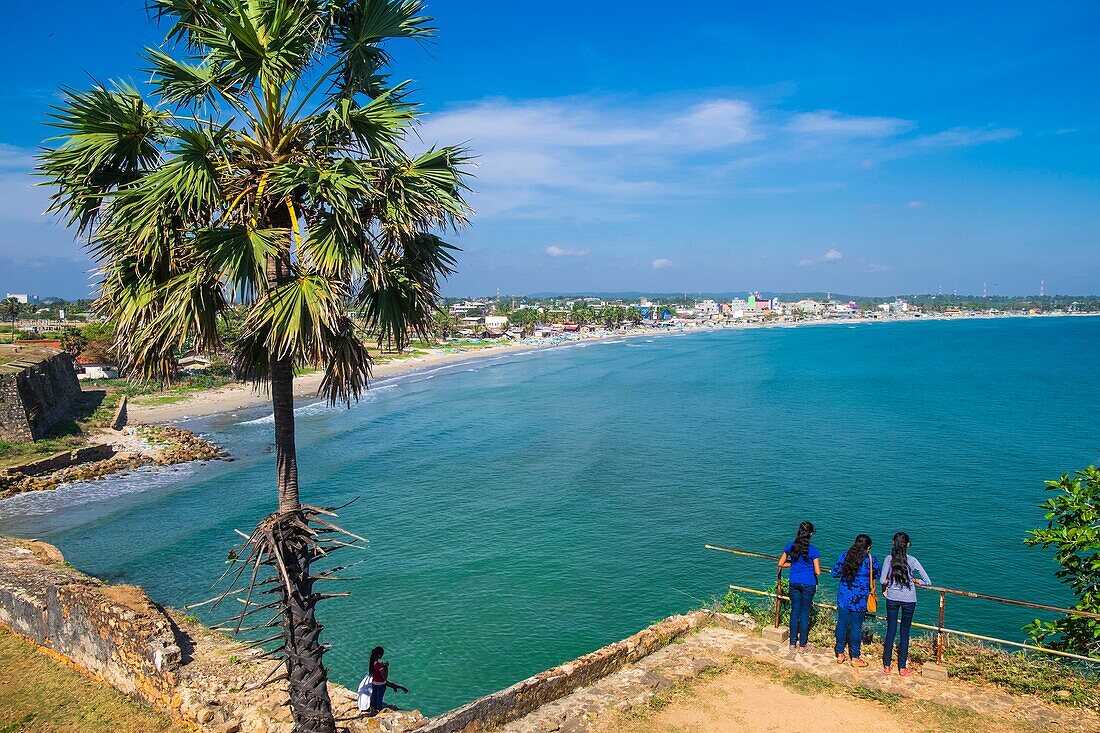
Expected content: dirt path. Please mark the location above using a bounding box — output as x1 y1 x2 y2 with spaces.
605 661 1047 733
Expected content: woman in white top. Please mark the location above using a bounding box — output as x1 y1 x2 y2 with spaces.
880 531 931 676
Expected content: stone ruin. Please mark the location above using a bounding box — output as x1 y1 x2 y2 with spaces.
0 344 82 441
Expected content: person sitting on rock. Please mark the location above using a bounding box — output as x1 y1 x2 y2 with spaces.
358 646 408 715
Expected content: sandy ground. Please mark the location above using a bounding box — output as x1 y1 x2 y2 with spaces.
605 666 1042 733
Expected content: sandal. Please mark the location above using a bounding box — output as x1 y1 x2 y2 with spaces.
899 668 913 677
836 653 847 664
883 666 893 675
789 645 797 652
851 658 869 668
798 645 813 654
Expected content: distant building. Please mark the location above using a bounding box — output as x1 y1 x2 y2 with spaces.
792 299 825 316
0 345 81 441
4 294 36 305
178 352 213 371
449 300 491 317
695 299 720 317
485 315 508 329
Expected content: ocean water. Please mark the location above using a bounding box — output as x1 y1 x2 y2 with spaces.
1 316 1097 714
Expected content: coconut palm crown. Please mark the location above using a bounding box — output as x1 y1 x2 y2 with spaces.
39 2 470 731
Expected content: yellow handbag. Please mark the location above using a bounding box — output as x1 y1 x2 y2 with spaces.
866 551 879 614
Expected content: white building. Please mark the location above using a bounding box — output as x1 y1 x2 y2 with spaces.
5 294 36 305
695 299 720 317
485 315 508 329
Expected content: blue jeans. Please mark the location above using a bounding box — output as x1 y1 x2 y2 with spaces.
788 583 816 646
369 682 386 710
834 606 866 658
883 599 916 668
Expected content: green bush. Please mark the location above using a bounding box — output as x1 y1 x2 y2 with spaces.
1025 465 1100 658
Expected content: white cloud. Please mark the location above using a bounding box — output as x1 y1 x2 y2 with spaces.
414 95 1019 223
416 92 1022 226
912 126 1018 148
671 100 758 148
865 263 892 273
651 258 674 270
798 258 815 268
823 248 844 262
788 111 914 138
907 200 925 209
545 245 589 257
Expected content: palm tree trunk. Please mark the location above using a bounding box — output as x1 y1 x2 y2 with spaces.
275 516 336 733
268 361 337 733
271 354 300 513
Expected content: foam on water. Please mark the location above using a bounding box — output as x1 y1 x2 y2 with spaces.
0 463 198 520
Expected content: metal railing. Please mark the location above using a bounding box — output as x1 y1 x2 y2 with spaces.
705 544 1100 665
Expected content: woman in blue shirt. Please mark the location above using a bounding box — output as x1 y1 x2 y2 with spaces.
831 533 881 667
777 521 821 653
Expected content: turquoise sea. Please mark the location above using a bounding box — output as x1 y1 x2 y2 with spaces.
1 316 1097 715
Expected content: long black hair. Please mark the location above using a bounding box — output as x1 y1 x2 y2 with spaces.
890 532 912 587
369 646 385 670
839 534 873 583
790 521 814 562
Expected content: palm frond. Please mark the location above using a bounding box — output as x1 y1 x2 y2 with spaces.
144 49 220 107
193 225 283 298
357 233 455 350
330 0 434 97
39 83 169 231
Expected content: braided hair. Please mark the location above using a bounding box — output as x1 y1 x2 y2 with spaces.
839 534 873 583
790 521 815 562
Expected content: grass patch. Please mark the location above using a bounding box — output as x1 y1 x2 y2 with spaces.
849 685 902 706
0 626 186 733
0 390 123 469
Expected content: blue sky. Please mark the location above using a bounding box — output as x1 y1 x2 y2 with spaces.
1 1 1097 298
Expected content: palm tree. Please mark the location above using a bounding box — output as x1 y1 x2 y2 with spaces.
38 2 470 731
0 297 21 343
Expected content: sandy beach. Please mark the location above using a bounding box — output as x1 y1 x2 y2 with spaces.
127 333 607 424
126 311 1096 425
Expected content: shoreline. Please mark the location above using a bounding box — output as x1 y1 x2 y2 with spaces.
127 311 1099 425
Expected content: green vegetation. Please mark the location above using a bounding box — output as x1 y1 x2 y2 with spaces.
0 390 122 469
0 298 22 344
1025 465 1100 658
0 626 185 733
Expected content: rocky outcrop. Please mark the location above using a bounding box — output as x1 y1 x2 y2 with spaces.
0 424 228 498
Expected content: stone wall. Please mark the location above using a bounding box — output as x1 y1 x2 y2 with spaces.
416 612 716 733
0 444 116 478
0 347 82 441
0 372 31 441
0 537 183 709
